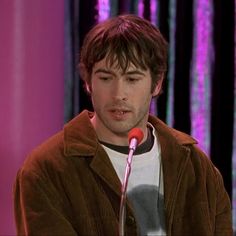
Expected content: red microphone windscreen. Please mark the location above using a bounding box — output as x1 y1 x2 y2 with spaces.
128 128 144 145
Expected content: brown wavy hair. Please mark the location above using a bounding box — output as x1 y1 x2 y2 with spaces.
78 14 168 93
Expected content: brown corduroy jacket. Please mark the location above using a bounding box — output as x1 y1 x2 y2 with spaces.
14 110 232 235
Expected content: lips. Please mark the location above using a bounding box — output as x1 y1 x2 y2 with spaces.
111 110 126 115
108 109 130 120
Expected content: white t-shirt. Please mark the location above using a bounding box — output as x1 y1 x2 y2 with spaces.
102 125 166 236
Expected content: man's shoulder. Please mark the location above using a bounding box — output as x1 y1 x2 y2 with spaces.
20 130 65 174
148 115 197 146
20 110 95 175
148 115 213 166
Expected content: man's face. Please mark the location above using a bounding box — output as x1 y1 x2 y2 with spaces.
89 58 162 145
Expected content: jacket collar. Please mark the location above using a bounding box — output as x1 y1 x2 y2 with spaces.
63 110 99 157
63 110 197 157
148 115 197 146
63 110 122 195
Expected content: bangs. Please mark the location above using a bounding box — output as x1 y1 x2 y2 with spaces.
104 43 148 72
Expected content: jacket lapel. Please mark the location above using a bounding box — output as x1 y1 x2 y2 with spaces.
90 144 122 196
64 110 122 196
148 115 197 230
158 133 191 226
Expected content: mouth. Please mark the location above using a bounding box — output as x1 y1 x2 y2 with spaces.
108 109 130 120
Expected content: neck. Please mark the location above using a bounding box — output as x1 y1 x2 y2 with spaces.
90 114 148 146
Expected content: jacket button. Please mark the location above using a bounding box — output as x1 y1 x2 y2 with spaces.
126 215 135 226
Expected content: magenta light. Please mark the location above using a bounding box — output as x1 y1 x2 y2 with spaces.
232 0 236 230
97 0 110 22
138 0 144 17
190 0 213 156
150 0 158 26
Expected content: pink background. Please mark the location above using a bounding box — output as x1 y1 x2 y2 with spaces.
0 0 65 234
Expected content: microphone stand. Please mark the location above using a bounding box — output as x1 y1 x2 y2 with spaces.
119 138 137 236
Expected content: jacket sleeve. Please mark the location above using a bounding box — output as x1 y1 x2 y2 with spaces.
13 167 77 236
214 167 233 236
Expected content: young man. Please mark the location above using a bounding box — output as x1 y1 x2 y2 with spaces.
14 14 232 235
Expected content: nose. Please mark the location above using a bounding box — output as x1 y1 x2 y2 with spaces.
111 79 127 101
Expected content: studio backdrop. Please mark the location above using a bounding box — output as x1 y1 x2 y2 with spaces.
64 0 235 229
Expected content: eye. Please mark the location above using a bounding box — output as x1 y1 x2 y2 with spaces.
99 76 112 81
126 77 140 83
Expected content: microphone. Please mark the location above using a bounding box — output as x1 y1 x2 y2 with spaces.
119 128 144 236
128 127 144 151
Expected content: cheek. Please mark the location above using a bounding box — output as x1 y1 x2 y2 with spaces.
134 87 152 99
131 93 152 109
92 87 108 98
91 89 108 108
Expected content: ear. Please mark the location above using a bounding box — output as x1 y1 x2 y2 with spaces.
85 83 91 94
79 63 92 94
152 73 164 97
78 63 88 81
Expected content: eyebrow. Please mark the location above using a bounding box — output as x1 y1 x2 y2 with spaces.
125 70 146 76
94 69 115 75
94 68 146 76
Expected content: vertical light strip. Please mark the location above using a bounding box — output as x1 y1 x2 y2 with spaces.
136 1 160 115
190 0 213 155
150 0 158 26
149 0 159 115
12 0 25 152
138 0 144 17
166 0 177 126
97 0 110 22
232 0 236 230
134 0 159 115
